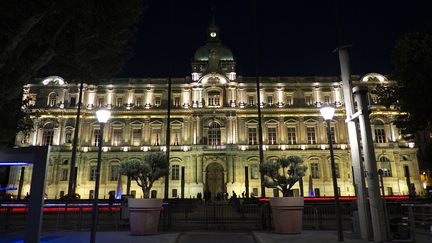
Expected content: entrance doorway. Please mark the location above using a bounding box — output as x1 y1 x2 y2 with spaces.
205 163 225 199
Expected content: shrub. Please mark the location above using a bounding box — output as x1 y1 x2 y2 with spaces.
260 155 307 197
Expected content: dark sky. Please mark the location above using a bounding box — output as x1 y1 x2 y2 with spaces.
121 0 432 78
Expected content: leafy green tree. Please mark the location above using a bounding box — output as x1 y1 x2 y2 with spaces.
120 153 169 199
0 0 143 145
375 29 432 134
260 156 307 197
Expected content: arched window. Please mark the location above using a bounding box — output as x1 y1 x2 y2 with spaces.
208 91 221 106
250 164 260 179
65 129 73 144
378 157 392 177
110 164 120 181
374 120 387 143
208 122 221 146
48 92 57 107
42 123 54 146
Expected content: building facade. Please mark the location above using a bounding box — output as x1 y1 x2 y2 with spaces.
11 21 423 199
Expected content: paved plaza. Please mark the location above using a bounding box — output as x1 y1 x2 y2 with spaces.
1 230 431 243
0 231 394 243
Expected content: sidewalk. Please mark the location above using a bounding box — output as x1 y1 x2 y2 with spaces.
253 231 369 243
2 230 431 243
0 231 181 243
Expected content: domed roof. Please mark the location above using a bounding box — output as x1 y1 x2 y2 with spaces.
194 43 234 61
193 17 234 62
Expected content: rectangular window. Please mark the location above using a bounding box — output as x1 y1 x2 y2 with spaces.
251 165 259 179
374 128 387 143
43 130 54 146
382 168 392 177
286 96 293 105
89 166 97 181
152 129 161 146
65 130 73 144
305 96 312 105
136 97 142 106
97 97 104 107
252 188 259 197
314 188 321 197
307 127 316 144
48 95 56 107
93 129 100 147
174 97 180 107
172 165 180 180
21 133 30 144
132 128 142 146
110 165 120 181
150 190 156 198
173 131 180 146
248 128 257 145
248 96 254 106
324 96 330 104
172 189 178 198
387 187 393 196
116 97 123 107
287 127 296 145
268 127 277 145
273 188 279 197
113 129 122 146
267 96 273 105
330 127 336 143
60 168 68 181
155 96 161 106
70 97 76 107
208 96 220 106
89 190 94 199
334 163 340 178
311 163 319 178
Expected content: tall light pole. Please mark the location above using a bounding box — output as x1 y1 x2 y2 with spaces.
353 86 389 242
320 106 344 242
90 108 111 243
68 79 84 197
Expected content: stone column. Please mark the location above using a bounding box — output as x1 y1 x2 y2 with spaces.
279 117 285 143
192 155 197 183
227 117 232 144
124 119 130 145
196 116 201 145
32 121 40 146
197 155 203 183
232 116 237 144
60 87 67 106
144 119 150 145
318 118 325 144
227 155 233 183
232 155 237 183
298 117 305 144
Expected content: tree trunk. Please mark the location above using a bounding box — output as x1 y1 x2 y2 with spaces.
143 188 150 199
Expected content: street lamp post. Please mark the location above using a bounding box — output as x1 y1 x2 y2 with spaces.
90 108 111 243
320 106 344 241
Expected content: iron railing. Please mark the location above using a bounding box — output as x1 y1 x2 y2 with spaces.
1 198 431 242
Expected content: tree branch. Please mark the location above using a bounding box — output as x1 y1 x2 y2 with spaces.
0 13 47 69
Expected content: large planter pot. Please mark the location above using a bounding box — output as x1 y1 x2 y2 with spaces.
128 198 163 235
270 197 304 234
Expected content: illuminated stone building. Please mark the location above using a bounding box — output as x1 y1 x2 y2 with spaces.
11 21 423 199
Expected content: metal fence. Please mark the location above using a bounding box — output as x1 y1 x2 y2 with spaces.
1 199 431 240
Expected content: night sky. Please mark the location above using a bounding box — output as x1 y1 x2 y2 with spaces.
121 0 432 78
